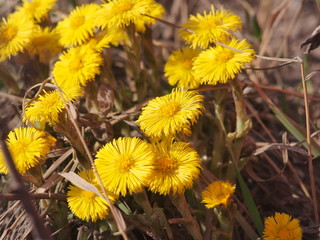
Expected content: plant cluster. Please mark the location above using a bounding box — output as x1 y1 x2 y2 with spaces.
0 0 311 239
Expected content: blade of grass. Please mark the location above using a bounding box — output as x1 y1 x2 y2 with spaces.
251 80 320 157
233 161 264 236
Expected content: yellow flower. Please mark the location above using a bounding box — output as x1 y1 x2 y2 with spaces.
148 140 201 195
135 2 165 33
67 169 118 222
16 0 57 22
25 90 65 126
193 39 255 85
53 45 103 88
164 47 201 89
0 13 35 62
24 86 82 126
263 212 302 240
180 5 242 49
56 3 100 47
27 26 61 63
201 181 235 208
96 0 155 29
136 89 204 138
0 127 56 174
95 137 155 196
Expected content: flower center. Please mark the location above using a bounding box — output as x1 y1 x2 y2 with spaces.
2 25 18 42
181 59 192 69
115 2 134 14
157 156 178 173
70 15 85 28
159 102 180 118
118 155 134 172
82 190 96 199
278 227 290 240
69 58 83 71
14 141 29 154
215 50 234 63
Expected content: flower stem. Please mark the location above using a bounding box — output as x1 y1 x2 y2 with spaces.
170 194 202 240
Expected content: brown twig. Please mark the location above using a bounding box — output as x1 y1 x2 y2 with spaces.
0 193 66 201
298 58 319 224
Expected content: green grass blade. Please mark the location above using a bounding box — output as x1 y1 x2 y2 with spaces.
272 106 320 157
233 163 264 236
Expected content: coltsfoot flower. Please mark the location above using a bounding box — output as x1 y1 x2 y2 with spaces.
0 13 35 62
27 26 61 63
67 169 118 222
201 180 235 208
263 212 302 240
95 137 155 196
24 86 82 126
53 45 103 88
0 127 56 174
180 5 242 49
193 39 255 85
164 47 201 89
137 89 204 138
56 3 100 47
148 140 201 195
16 0 57 22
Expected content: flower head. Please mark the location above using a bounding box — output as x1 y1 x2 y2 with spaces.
67 169 118 222
96 0 155 29
148 140 201 195
53 45 103 88
180 5 242 49
164 47 201 89
263 212 302 240
24 86 82 126
0 127 56 174
16 0 57 22
193 39 255 85
95 137 155 196
0 13 35 62
137 89 204 138
27 26 61 63
56 3 100 47
201 180 235 208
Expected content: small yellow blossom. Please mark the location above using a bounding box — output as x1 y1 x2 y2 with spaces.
27 26 61 63
164 47 201 89
53 45 103 88
201 180 235 208
56 3 100 47
137 89 204 138
95 137 155 196
193 39 255 85
263 212 302 240
180 5 242 49
0 13 35 62
96 0 155 29
67 169 118 222
16 0 57 22
148 140 201 195
24 86 82 126
0 127 56 174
